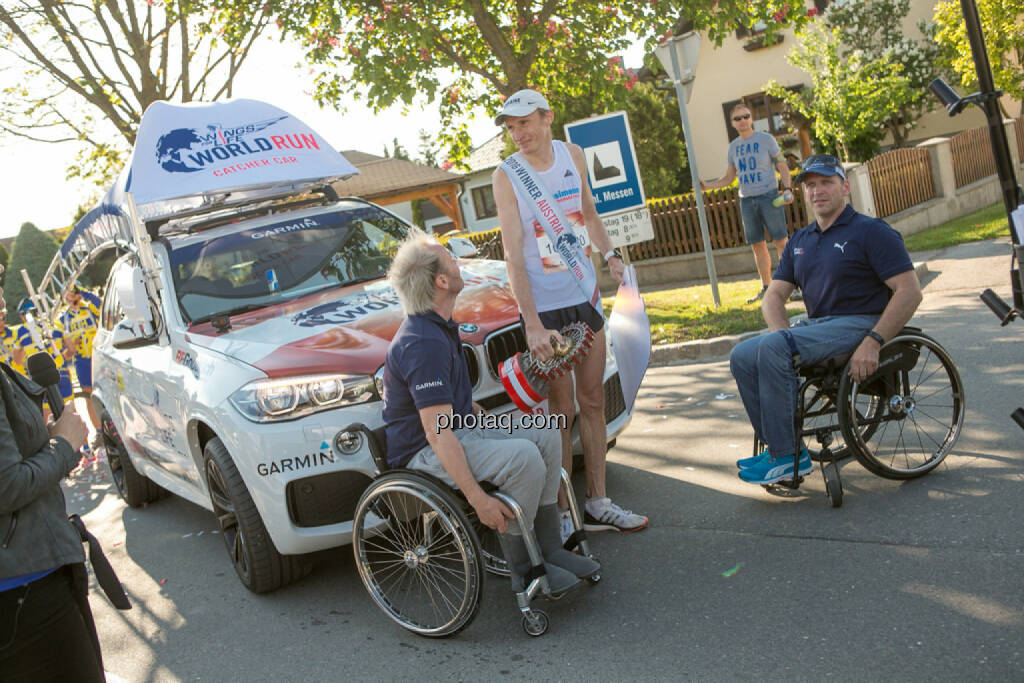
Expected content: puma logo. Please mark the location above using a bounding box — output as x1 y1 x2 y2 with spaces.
564 169 574 178
834 241 848 253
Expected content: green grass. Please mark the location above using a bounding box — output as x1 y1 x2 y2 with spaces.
903 201 1008 252
603 279 803 345
607 201 1010 344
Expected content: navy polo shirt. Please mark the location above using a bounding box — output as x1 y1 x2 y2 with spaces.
382 311 474 468
774 205 913 319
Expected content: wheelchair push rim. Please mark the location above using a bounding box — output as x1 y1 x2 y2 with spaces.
839 333 965 479
352 474 485 637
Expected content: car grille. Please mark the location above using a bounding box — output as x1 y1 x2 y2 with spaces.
484 324 527 378
463 343 480 388
286 470 374 527
604 373 626 423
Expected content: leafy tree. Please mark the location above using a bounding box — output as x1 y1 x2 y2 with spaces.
933 0 1024 111
766 25 917 161
5 223 60 325
0 242 9 286
822 0 942 147
0 1 273 187
417 129 439 167
262 0 800 167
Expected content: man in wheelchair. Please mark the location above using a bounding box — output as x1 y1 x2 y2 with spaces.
730 154 923 485
381 231 600 596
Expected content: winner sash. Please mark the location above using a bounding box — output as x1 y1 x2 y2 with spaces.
500 151 602 314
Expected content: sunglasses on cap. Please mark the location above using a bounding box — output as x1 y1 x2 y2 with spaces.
732 113 751 121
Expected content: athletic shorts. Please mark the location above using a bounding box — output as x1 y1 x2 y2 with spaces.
528 301 605 335
74 357 92 389
739 191 789 244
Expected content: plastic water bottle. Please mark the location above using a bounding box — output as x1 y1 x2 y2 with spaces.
772 189 794 208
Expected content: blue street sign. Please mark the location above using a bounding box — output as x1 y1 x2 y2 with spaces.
565 111 646 215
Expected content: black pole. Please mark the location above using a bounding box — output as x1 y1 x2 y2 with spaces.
960 0 1023 241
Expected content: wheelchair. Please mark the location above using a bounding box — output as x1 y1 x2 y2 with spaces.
753 327 966 507
344 424 599 638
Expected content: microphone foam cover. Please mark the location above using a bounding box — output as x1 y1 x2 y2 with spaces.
27 352 60 388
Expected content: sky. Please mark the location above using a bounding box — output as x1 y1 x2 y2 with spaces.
0 37 499 240
1 31 649 241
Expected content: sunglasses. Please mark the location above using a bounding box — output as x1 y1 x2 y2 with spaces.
732 113 751 121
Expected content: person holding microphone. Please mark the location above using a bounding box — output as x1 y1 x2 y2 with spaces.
0 279 106 681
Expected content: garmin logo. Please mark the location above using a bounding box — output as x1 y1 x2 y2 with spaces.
415 378 444 391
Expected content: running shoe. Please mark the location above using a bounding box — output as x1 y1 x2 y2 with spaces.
583 497 648 533
737 447 771 469
746 285 769 304
738 448 812 485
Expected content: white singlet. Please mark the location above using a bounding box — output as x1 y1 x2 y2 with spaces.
509 140 594 313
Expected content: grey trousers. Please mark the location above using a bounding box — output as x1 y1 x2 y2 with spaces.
406 423 562 534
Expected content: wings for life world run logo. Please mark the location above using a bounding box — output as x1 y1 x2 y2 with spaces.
155 115 321 174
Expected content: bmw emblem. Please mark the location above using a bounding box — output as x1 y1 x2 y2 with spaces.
459 323 478 334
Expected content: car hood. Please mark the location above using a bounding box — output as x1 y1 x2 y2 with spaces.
185 260 519 377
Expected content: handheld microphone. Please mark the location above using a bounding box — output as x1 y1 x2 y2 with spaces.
27 352 64 419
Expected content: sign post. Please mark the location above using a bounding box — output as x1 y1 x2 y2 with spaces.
654 31 721 307
565 111 655 265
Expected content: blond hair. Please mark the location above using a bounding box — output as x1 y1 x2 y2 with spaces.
388 230 443 315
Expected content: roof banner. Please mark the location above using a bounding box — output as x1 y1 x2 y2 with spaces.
127 99 357 206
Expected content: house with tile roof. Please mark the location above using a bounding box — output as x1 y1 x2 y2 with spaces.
459 132 507 233
333 150 466 234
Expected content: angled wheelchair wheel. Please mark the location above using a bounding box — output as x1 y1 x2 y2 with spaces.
799 376 850 461
353 472 485 638
838 332 965 480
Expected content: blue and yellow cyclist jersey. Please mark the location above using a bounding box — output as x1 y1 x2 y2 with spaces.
16 322 65 370
58 299 101 360
0 326 25 374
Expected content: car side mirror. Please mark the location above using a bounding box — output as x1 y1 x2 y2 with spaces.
111 319 158 349
446 237 479 258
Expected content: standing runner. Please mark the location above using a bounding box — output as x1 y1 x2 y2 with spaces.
492 89 648 542
57 286 102 448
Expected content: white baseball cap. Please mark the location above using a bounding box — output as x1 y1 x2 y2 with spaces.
494 89 550 125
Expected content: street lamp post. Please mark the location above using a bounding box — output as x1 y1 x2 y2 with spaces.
655 32 721 307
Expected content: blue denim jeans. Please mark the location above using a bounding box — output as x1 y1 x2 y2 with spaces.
729 314 881 457
739 191 788 244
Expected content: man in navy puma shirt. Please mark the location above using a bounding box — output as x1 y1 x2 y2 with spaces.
729 154 923 484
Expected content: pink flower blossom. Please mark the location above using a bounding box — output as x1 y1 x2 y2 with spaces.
545 21 558 37
441 160 454 170
349 45 360 56
419 47 431 61
328 37 340 48
806 7 818 16
362 16 375 31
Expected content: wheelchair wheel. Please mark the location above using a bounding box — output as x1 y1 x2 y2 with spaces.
522 609 549 637
352 472 485 638
474 524 510 577
838 332 965 480
800 377 849 461
823 461 843 508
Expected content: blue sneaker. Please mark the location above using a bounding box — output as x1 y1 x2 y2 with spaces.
737 447 770 469
739 448 812 485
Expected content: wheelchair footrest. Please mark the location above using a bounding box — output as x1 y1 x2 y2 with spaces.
563 529 587 552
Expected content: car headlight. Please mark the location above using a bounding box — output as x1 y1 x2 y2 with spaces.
230 374 377 423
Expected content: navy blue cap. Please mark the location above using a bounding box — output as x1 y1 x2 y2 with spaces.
795 154 847 184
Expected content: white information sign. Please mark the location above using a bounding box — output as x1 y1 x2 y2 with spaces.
601 206 655 248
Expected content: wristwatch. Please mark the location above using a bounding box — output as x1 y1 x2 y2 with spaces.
864 330 884 345
604 248 622 263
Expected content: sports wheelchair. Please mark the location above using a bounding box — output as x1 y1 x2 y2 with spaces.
753 327 965 507
343 423 599 638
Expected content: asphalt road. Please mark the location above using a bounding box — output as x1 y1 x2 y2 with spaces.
67 238 1023 682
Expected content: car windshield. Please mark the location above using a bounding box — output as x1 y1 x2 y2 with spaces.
169 203 408 323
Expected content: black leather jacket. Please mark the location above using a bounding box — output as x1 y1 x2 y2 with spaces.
0 364 84 579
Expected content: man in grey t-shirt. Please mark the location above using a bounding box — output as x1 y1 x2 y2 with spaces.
701 102 800 303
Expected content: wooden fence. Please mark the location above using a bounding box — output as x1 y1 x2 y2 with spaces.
1016 117 1024 167
866 146 936 217
950 125 998 188
460 189 808 263
638 187 808 262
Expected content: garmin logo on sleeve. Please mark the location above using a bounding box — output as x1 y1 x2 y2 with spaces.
415 378 444 391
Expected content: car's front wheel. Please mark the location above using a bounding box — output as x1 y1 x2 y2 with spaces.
202 437 310 593
100 409 162 507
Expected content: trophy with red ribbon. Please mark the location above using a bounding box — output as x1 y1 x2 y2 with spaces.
499 322 595 414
